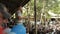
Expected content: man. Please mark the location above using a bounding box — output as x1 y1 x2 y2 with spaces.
0 3 11 34
11 6 26 34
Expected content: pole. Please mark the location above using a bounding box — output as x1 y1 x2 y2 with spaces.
27 3 30 34
34 0 37 34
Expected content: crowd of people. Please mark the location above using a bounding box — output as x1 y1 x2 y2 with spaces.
0 3 60 34
28 19 60 34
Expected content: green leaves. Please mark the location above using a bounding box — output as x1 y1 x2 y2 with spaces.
22 0 60 19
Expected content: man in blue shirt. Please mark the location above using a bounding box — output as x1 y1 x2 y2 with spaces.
11 6 26 34
11 23 26 34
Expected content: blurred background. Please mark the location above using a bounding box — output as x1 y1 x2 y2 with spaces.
0 0 60 34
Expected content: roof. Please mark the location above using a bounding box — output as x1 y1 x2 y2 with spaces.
0 0 30 15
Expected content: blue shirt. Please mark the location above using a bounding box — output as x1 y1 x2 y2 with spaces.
11 23 26 34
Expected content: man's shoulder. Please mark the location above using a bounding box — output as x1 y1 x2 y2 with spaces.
11 24 26 34
12 24 26 30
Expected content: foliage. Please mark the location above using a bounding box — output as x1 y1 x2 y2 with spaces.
22 0 60 19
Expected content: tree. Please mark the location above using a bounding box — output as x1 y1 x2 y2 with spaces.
22 0 60 20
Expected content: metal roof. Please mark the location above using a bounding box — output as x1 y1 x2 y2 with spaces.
0 0 30 14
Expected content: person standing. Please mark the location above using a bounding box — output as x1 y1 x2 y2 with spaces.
11 6 26 34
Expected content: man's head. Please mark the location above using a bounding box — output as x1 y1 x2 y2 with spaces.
17 6 22 20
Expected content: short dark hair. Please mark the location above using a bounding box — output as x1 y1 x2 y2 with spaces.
0 3 11 19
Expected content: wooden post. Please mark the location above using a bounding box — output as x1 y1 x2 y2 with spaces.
34 0 37 34
26 2 30 34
